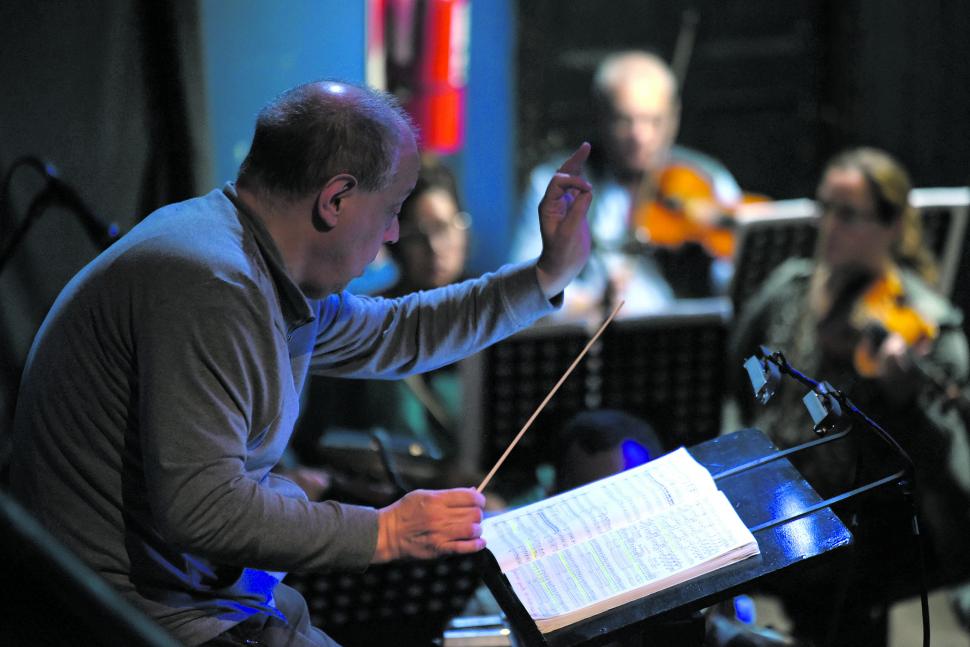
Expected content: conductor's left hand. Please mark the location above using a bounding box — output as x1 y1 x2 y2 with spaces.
373 488 486 562
535 142 594 300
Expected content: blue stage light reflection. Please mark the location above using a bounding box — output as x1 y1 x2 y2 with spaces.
771 482 825 560
621 439 651 469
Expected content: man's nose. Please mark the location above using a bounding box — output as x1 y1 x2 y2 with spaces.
633 120 658 143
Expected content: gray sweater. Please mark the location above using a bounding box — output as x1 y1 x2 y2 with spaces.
10 185 557 645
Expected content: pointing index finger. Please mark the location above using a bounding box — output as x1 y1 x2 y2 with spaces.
557 142 591 176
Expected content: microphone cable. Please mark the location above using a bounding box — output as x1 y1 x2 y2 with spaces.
0 157 121 277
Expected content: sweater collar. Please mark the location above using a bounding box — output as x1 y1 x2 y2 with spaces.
222 182 315 329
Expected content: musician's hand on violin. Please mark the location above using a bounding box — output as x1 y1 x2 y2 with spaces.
536 142 594 300
693 200 727 228
373 487 486 562
864 331 932 401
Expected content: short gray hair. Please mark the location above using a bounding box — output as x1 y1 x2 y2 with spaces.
592 50 679 113
237 81 417 199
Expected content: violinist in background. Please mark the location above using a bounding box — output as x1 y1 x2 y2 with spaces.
730 147 970 646
511 50 743 320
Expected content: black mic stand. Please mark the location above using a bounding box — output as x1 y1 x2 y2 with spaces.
732 346 930 647
0 157 121 277
0 188 56 276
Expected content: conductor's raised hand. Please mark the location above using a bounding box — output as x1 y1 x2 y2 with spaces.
373 488 486 562
535 142 594 300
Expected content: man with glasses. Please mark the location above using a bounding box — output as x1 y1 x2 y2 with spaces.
510 50 742 320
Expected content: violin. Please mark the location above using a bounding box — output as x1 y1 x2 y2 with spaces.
813 261 970 422
850 269 938 378
849 274 970 418
627 7 768 260
632 163 748 259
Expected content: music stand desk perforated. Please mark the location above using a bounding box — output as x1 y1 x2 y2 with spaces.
285 552 481 647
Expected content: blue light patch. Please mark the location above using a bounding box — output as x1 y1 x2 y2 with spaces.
621 439 651 469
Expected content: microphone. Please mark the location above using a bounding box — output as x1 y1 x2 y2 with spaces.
744 346 850 436
743 346 781 405
802 381 849 436
41 161 121 249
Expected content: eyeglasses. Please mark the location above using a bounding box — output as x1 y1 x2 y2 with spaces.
815 200 881 226
398 211 472 244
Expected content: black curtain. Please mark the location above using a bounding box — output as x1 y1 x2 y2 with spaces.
0 0 211 442
516 0 970 198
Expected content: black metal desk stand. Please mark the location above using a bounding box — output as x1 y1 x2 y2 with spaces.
480 347 929 646
480 427 853 647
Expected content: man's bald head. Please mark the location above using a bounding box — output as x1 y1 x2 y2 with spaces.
592 51 679 113
592 51 681 178
237 81 417 201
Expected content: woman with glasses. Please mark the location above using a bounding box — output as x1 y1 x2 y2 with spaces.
729 147 970 646
385 158 471 295
288 158 476 503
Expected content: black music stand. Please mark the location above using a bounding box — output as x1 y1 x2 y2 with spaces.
479 428 854 647
729 199 817 313
284 552 481 647
598 300 730 449
911 186 970 297
474 299 731 500
729 189 970 313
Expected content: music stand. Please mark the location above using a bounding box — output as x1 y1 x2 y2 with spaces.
467 299 731 500
730 189 970 314
729 198 817 313
284 552 481 647
598 299 731 449
479 427 854 647
0 490 180 647
911 186 970 297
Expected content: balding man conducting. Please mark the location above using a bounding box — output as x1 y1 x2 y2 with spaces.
10 81 593 646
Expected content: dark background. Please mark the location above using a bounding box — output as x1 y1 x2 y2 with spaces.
2 0 970 438
517 0 970 199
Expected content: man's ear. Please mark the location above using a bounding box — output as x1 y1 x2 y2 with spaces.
313 174 359 232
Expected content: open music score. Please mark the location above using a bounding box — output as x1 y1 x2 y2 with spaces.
480 447 760 634
476 301 625 494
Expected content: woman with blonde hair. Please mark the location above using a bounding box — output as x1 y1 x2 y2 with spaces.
730 147 970 646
